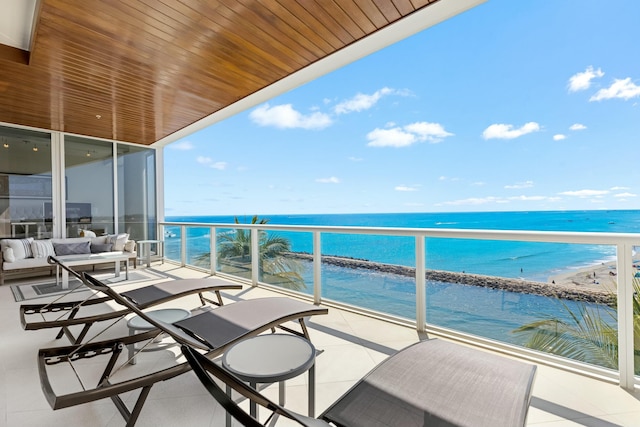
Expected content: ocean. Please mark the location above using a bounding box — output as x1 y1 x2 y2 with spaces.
164 210 637 348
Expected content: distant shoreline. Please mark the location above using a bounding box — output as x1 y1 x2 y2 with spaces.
286 252 615 306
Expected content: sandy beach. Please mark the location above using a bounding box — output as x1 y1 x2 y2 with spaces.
548 261 619 293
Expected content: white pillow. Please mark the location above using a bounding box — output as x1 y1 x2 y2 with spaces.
2 238 34 260
2 247 15 263
79 229 97 238
107 233 129 251
124 240 135 252
31 239 56 258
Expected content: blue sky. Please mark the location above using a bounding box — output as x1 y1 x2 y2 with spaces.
164 0 640 217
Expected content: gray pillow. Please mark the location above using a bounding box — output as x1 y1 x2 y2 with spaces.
90 243 113 254
53 241 91 256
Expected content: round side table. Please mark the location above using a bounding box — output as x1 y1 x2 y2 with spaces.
126 308 190 364
222 334 316 425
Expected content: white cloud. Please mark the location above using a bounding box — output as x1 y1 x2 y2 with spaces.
569 123 586 131
316 177 340 184
439 197 503 206
196 156 212 164
403 122 454 142
482 122 540 140
614 192 637 198
348 156 363 162
559 189 609 197
471 181 486 186
611 186 630 190
170 141 194 150
367 121 453 147
250 103 332 130
395 185 419 192
508 195 547 201
504 181 534 189
568 66 604 92
334 87 393 115
367 128 417 148
553 134 567 141
590 78 640 101
211 162 227 170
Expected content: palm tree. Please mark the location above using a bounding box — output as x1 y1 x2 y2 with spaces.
513 278 640 373
197 216 306 291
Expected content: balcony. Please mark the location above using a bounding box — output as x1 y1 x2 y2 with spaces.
2 220 640 426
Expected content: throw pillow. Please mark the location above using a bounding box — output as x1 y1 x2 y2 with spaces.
107 233 129 251
2 247 15 263
124 240 135 253
90 243 113 254
53 241 91 256
79 229 97 238
1 238 34 260
31 239 56 258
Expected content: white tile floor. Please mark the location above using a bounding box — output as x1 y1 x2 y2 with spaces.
1 263 640 427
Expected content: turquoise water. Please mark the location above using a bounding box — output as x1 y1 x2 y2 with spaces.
164 210 633 344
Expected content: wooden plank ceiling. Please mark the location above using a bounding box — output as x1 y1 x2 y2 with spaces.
0 0 439 146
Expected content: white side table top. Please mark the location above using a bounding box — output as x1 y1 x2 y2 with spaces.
222 334 316 383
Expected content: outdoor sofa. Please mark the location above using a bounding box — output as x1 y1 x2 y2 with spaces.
0 234 137 285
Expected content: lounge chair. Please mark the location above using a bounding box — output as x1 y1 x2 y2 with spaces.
38 271 328 426
182 338 537 427
21 256 242 343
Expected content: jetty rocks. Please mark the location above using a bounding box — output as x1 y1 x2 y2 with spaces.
287 252 615 306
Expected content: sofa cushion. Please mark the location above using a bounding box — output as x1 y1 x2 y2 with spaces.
91 236 108 245
0 238 34 260
2 247 15 263
90 243 113 254
53 241 91 256
31 239 56 258
107 233 129 251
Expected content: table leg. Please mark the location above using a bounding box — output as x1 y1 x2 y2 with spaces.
279 380 285 406
226 384 232 427
128 328 137 365
250 381 257 418
125 258 129 280
309 364 315 417
114 259 121 278
61 266 69 290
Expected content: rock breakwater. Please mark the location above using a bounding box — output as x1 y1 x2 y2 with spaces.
286 252 615 306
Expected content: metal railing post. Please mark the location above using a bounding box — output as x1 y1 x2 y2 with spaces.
313 231 322 304
210 226 217 276
251 228 259 286
180 225 187 267
616 243 634 390
415 235 426 332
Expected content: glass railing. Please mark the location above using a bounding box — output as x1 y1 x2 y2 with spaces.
160 220 639 390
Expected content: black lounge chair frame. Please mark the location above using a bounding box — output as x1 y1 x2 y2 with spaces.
38 271 328 426
182 338 537 427
21 256 241 343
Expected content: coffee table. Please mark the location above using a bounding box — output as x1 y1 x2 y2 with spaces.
126 308 191 364
222 334 316 426
56 253 130 289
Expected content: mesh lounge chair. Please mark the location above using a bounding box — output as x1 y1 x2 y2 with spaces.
21 256 242 343
181 337 537 427
38 271 328 426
